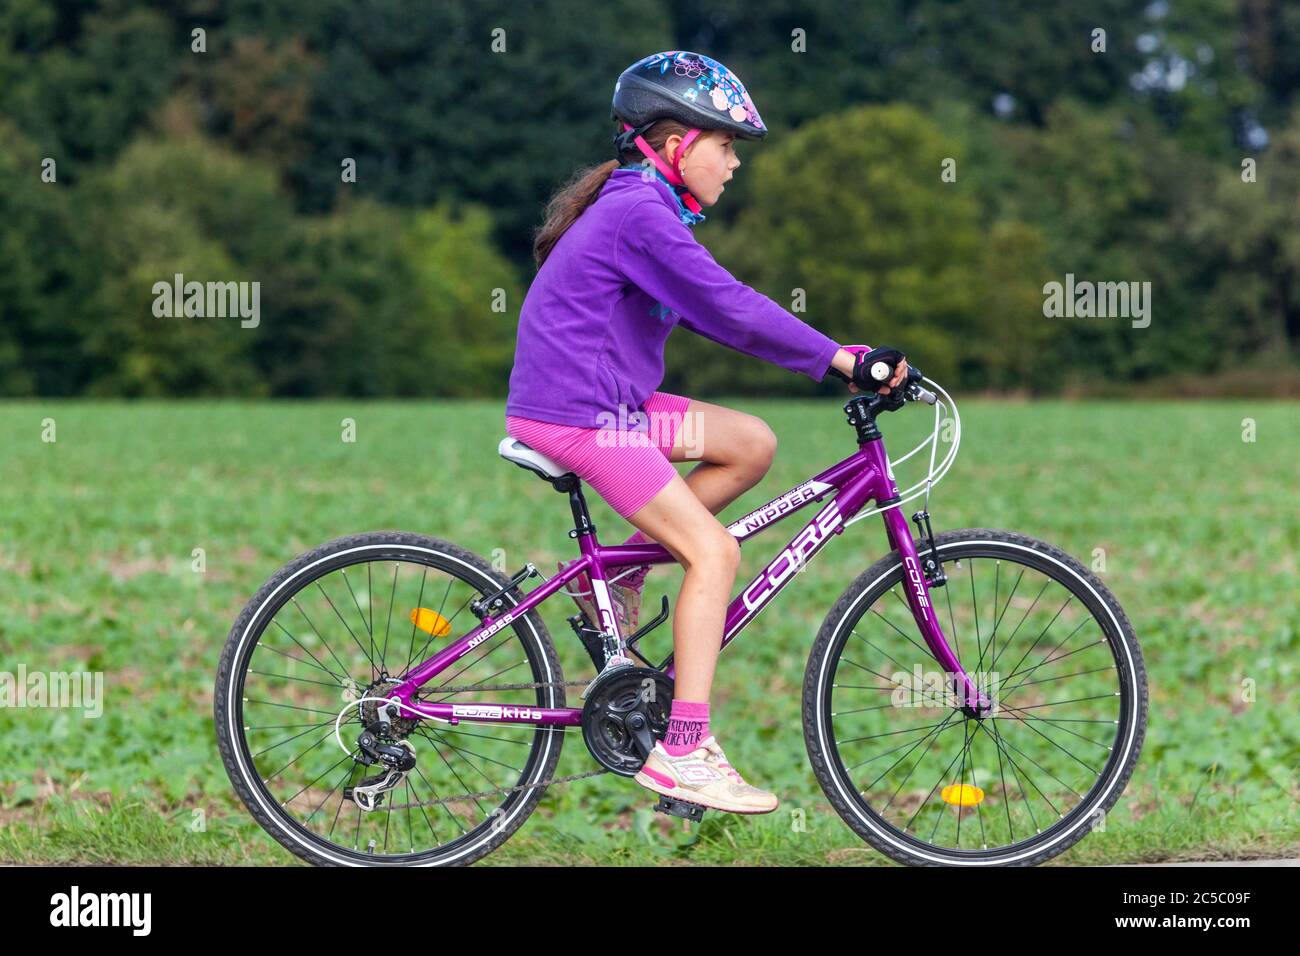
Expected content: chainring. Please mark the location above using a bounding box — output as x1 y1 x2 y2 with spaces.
580 667 674 776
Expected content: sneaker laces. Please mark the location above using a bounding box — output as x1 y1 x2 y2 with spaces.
699 739 744 783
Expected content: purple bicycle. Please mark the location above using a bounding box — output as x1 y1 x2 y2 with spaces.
216 364 1147 866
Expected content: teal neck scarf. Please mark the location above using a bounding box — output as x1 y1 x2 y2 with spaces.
620 163 706 227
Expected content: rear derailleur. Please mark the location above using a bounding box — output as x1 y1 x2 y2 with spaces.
344 729 417 812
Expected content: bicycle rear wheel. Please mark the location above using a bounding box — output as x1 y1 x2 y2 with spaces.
803 528 1147 866
215 531 565 866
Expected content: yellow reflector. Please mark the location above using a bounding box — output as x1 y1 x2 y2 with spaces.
409 608 452 637
941 783 985 807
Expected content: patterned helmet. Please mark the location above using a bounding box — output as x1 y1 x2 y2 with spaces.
611 51 767 141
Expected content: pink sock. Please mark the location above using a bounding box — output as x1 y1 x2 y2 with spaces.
661 699 710 755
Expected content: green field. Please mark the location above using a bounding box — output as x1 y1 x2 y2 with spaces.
0 398 1296 865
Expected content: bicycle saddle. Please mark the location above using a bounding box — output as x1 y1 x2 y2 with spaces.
497 437 575 482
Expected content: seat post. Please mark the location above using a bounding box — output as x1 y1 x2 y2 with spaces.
568 485 596 538
551 474 596 538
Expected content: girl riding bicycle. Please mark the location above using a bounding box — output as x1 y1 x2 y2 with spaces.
218 51 1145 866
505 50 908 814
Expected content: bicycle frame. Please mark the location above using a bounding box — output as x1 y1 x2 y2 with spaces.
386 408 990 729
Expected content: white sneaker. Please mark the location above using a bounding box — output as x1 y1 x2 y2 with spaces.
634 735 779 814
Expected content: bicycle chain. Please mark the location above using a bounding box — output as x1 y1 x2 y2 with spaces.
418 678 591 694
377 678 613 810
381 766 611 811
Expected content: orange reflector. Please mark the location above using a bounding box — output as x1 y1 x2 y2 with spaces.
409 608 452 637
941 783 985 807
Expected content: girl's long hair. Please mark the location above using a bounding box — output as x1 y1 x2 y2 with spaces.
532 119 693 269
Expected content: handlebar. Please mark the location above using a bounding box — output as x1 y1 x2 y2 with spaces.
829 350 936 406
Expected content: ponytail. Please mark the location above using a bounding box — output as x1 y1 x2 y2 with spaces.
532 119 693 269
532 160 620 269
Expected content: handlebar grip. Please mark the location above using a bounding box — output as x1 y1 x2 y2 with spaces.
852 346 906 393
830 348 926 399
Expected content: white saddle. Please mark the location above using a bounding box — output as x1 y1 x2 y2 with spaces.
498 436 573 481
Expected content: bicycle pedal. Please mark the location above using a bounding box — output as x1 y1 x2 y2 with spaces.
654 795 705 823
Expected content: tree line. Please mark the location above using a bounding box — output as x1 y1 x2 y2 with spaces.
1 0 1296 397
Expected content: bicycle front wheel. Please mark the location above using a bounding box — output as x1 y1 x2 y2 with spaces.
803 528 1147 866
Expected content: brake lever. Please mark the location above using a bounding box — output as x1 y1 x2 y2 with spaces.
908 382 938 405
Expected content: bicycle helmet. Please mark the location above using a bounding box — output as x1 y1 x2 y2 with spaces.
611 51 767 213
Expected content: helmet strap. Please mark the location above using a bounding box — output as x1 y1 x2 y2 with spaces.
621 122 704 214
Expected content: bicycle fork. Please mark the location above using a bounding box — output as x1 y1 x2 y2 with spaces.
859 438 992 718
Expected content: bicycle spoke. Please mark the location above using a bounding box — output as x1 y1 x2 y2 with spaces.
264 726 340 784
851 623 924 678
991 594 1075 685
838 719 952 747
402 566 430 676
881 592 938 659
268 620 349 684
836 655 905 687
406 575 459 673
845 721 963 772
992 704 1103 776
285 754 360 825
339 565 376 664
871 716 965 800
312 580 374 676
992 702 1115 751
381 562 399 667
252 718 345 758
902 718 972 831
999 649 1109 697
289 598 356 683
249 668 352 691
928 719 977 844
327 762 362 842
244 698 340 718
424 737 493 820
410 762 470 836
990 561 1000 673
424 732 523 782
997 618 1095 698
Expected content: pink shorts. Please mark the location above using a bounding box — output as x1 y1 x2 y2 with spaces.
505 391 693 519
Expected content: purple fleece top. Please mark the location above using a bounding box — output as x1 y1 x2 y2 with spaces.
505 167 842 429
